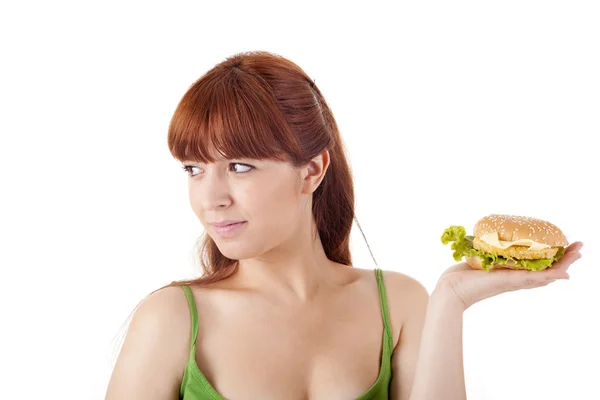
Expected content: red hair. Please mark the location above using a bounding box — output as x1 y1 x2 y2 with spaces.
110 50 377 363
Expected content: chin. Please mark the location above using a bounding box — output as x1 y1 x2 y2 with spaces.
211 239 256 261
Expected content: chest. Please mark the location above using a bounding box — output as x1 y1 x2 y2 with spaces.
191 288 394 399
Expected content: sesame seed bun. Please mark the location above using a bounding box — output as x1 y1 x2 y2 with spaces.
473 214 568 247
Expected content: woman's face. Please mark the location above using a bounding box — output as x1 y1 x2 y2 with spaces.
183 153 314 261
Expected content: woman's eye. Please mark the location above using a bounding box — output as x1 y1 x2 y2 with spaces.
181 165 200 177
181 163 254 177
230 163 254 173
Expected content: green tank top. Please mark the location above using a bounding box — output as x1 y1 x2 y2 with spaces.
179 268 394 399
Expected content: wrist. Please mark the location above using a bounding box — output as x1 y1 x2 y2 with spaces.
431 283 467 314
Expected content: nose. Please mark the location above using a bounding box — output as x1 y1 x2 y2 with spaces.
198 169 233 210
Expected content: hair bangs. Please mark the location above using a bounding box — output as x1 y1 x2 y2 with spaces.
168 71 301 165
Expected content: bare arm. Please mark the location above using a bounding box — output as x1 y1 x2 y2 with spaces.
105 286 190 400
387 275 465 400
388 274 429 400
408 285 466 400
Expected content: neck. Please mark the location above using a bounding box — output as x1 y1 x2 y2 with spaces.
234 223 347 305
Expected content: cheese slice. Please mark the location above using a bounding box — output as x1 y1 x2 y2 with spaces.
479 231 551 250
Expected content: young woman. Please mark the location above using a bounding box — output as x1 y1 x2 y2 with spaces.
105 50 583 400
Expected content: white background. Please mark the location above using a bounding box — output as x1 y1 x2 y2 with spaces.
1 1 599 399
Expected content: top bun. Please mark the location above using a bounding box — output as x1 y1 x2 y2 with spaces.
473 214 568 247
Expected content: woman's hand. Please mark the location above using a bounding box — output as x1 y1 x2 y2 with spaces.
435 241 584 311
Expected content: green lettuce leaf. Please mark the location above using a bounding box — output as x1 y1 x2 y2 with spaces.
441 225 565 272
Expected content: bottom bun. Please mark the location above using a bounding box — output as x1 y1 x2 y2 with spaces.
464 256 550 271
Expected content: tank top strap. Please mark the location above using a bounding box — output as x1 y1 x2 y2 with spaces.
180 285 199 356
375 268 394 351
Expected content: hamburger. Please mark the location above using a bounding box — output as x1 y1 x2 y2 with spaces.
441 214 568 272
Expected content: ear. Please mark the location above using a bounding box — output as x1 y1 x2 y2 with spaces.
299 150 330 195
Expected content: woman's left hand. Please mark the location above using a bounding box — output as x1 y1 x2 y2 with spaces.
434 241 584 311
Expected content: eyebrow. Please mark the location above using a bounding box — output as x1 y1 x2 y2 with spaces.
180 157 229 164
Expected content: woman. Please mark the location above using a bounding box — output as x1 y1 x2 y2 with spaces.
105 50 583 400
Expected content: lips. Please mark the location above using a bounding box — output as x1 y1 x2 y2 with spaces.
210 220 246 227
212 221 247 237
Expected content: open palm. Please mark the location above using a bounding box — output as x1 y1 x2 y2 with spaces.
436 241 584 311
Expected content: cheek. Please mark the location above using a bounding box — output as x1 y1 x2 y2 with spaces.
246 181 301 222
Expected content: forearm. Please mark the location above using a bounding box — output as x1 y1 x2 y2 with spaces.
409 287 466 400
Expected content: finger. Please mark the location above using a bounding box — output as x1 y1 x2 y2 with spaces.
555 247 582 268
562 252 583 274
512 271 564 290
565 241 584 254
545 250 582 278
518 271 557 289
497 262 569 289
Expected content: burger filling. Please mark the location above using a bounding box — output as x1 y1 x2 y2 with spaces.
472 237 559 259
441 226 565 272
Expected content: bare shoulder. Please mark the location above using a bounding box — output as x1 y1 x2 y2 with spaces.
137 284 191 315
378 269 430 344
379 269 430 308
128 285 193 346
105 285 192 399
351 267 429 309
349 267 429 347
